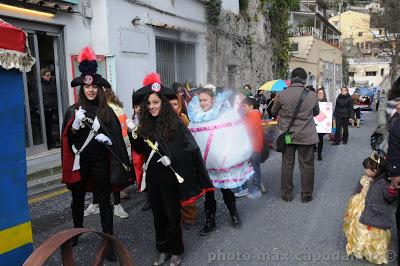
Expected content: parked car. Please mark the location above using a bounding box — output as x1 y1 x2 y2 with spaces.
355 87 374 111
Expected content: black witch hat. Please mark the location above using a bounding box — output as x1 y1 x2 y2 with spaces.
71 47 111 88
134 73 175 104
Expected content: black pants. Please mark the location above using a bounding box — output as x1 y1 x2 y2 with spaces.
335 117 349 143
147 173 183 255
44 110 54 147
281 144 314 199
354 108 361 119
204 189 235 214
317 133 325 156
93 191 121 205
70 159 113 235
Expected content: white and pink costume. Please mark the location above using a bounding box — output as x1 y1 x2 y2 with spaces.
188 91 253 189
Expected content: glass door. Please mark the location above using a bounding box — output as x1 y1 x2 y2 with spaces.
24 31 62 155
24 33 46 154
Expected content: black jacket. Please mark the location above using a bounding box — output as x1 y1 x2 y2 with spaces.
334 94 354 119
61 105 132 187
387 117 400 177
41 78 57 110
354 175 397 230
130 120 214 205
255 93 267 105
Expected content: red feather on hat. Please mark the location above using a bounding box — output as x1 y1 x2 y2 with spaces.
143 72 161 86
78 46 97 63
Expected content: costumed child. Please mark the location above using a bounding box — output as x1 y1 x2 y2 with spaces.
188 87 254 235
169 90 198 229
231 86 253 197
129 73 214 266
343 153 397 264
61 47 132 261
127 90 150 211
84 86 130 219
242 96 264 198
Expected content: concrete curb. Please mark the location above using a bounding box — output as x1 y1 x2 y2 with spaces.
28 173 65 197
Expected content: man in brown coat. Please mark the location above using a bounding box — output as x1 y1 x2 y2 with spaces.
271 68 319 203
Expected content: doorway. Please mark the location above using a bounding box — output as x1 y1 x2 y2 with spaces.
23 30 64 155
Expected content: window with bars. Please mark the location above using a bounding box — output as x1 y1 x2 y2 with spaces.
155 38 196 88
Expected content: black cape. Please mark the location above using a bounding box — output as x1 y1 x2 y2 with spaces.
61 105 133 189
129 120 215 206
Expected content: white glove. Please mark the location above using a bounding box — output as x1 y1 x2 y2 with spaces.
72 106 86 130
95 133 112 145
126 118 136 132
157 156 171 167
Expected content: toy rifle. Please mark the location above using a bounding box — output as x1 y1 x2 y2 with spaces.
81 118 131 172
143 138 184 184
131 126 184 183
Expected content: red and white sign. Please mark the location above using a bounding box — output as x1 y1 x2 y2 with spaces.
314 102 333 134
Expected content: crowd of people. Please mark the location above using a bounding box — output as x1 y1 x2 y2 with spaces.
60 47 400 265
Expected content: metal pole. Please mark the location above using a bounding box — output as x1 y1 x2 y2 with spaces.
333 59 336 100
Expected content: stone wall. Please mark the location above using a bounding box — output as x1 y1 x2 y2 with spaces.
206 0 273 92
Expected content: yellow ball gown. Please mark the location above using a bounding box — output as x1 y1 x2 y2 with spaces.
343 176 391 264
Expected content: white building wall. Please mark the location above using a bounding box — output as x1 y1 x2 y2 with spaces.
90 0 110 54
102 0 208 116
349 61 391 87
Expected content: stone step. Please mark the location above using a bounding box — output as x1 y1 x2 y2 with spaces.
27 173 65 198
27 149 61 175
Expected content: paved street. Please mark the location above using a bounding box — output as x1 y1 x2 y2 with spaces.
29 111 398 265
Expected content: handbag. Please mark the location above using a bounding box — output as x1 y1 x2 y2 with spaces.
275 89 309 152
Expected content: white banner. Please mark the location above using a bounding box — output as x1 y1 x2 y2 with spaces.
314 102 333 134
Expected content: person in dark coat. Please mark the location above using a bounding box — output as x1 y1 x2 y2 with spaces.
41 68 58 148
387 98 400 264
61 47 131 261
266 93 276 119
254 89 267 116
129 73 214 266
332 87 354 145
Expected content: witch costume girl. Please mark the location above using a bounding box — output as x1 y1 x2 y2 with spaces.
61 47 132 261
129 73 214 266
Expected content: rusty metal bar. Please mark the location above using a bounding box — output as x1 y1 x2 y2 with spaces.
23 228 134 266
91 238 108 266
60 239 75 266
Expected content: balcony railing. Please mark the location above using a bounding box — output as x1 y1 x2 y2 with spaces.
289 27 321 38
289 27 340 48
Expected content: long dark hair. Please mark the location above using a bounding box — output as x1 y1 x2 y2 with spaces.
104 87 124 108
77 85 111 124
389 76 400 101
138 92 178 141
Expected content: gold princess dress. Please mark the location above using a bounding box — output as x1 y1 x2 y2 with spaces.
343 176 391 264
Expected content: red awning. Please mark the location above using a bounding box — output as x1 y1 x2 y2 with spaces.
0 19 35 72
0 20 26 53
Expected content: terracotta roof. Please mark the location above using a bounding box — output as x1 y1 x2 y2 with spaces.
2 0 78 13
